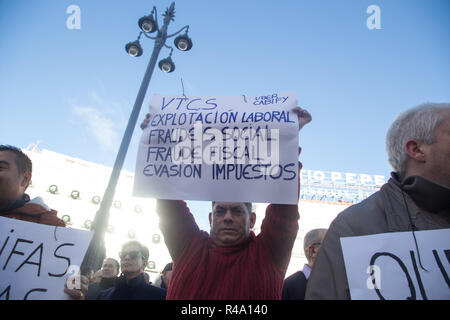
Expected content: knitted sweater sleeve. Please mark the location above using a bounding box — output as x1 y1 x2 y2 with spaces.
258 204 299 275
156 200 200 262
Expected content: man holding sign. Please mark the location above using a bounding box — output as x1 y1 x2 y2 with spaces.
0 145 89 300
306 103 450 300
135 93 303 205
0 145 65 227
139 96 311 299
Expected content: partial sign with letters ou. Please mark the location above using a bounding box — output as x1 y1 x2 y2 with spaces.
0 216 93 300
341 229 450 300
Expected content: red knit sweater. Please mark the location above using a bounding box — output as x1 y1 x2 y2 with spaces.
157 200 299 300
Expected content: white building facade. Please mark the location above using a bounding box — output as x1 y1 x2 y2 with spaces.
23 147 385 281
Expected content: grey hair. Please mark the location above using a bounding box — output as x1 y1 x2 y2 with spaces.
386 103 450 179
211 201 252 215
303 228 327 263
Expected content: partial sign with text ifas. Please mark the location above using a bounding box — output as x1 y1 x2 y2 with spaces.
133 92 299 204
0 217 93 300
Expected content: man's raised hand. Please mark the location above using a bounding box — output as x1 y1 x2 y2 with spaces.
292 107 312 130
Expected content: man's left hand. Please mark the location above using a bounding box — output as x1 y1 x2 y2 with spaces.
292 106 312 130
64 274 89 300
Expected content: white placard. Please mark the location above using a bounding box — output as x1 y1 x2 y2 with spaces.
133 92 299 204
0 216 93 300
340 229 450 300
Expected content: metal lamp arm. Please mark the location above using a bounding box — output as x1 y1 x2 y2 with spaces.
164 44 174 52
152 6 160 31
143 33 158 40
141 6 161 40
167 25 189 38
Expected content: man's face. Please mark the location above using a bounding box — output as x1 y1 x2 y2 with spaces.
0 151 30 210
422 109 450 187
119 244 145 276
209 202 256 247
162 270 172 287
101 258 119 278
308 230 327 267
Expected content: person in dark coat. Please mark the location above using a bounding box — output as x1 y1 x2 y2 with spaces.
98 241 166 300
153 262 173 290
85 258 120 300
282 228 327 300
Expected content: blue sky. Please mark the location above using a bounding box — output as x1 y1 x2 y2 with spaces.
1 0 449 222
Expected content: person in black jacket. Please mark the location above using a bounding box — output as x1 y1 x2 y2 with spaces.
282 228 327 300
98 241 166 300
153 262 173 290
85 258 120 300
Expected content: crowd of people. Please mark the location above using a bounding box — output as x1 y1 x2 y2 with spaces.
0 102 449 300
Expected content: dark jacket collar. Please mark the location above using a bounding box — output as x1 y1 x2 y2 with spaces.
116 272 146 288
391 172 450 213
99 276 117 290
0 194 30 214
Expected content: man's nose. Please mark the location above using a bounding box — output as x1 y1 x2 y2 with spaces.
223 210 233 221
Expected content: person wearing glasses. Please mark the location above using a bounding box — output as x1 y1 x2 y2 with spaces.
98 241 166 300
282 228 327 300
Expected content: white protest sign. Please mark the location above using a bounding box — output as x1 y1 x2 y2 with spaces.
0 216 93 300
133 92 299 204
340 229 450 300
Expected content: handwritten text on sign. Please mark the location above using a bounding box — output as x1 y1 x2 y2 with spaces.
133 93 299 204
0 217 93 300
341 229 450 300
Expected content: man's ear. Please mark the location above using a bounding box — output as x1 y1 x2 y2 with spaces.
20 171 32 190
141 260 148 272
308 245 315 260
405 139 426 163
208 212 212 226
249 212 256 229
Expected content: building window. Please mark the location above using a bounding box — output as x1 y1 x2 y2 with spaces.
113 200 122 209
71 190 80 200
92 195 101 204
127 229 136 239
152 234 160 244
62 215 72 224
83 220 92 230
49 184 58 194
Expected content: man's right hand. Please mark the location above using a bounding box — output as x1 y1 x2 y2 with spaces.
292 106 312 131
140 113 151 130
64 274 89 300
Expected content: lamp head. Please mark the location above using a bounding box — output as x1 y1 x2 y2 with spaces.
158 56 175 73
174 33 193 51
125 40 143 57
138 15 157 33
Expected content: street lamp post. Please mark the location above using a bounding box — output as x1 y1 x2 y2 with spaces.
80 2 192 275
